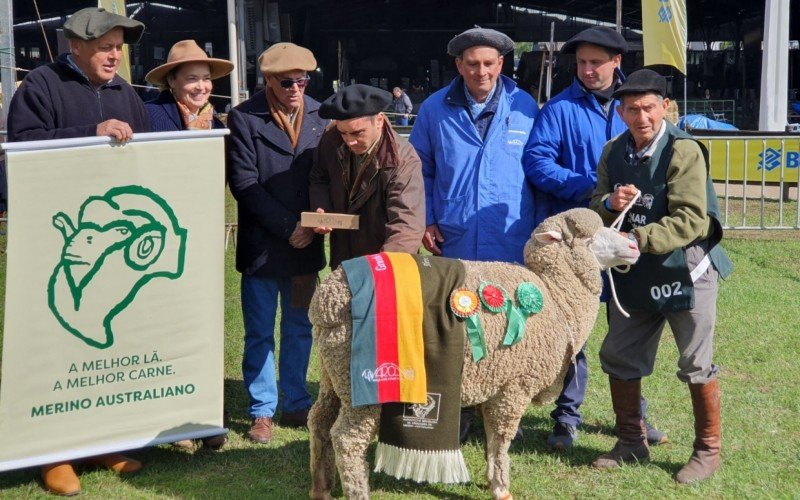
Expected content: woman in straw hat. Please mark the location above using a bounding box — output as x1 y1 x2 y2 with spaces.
144 40 233 131
143 40 231 452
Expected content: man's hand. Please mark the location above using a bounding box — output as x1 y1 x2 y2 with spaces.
97 119 134 143
610 184 640 212
422 223 444 256
289 222 315 249
311 208 333 235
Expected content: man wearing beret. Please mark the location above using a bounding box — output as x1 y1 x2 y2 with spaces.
227 43 328 444
308 84 425 269
589 69 732 483
522 26 665 451
4 7 148 496
409 26 538 442
7 7 149 142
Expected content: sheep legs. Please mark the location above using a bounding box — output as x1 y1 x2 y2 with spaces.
331 404 381 500
482 399 525 500
309 365 340 499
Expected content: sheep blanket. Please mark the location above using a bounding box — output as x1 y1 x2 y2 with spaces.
341 252 469 483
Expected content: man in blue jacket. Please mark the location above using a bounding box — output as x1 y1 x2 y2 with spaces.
410 26 539 441
523 26 666 450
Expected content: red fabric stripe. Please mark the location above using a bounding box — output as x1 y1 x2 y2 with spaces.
369 252 400 401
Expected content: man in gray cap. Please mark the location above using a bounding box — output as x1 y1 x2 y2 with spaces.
522 25 666 451
589 69 732 483
409 27 539 443
309 84 425 270
8 7 148 143
5 6 148 496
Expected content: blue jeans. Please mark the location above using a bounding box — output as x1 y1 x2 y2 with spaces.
241 275 313 418
396 116 409 126
550 347 588 426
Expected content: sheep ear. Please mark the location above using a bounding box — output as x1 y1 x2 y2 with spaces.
534 230 563 245
125 228 165 271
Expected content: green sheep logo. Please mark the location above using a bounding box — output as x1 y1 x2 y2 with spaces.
47 186 187 349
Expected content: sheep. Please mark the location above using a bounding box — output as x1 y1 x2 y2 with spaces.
307 208 640 500
48 185 187 349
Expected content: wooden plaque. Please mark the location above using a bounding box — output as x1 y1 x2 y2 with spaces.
301 212 360 230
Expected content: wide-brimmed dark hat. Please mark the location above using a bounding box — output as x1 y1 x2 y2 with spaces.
447 26 514 57
612 69 667 99
319 84 392 120
64 7 145 45
145 40 234 85
561 26 628 55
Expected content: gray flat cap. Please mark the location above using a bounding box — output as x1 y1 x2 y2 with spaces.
447 26 514 57
64 7 145 45
612 69 667 99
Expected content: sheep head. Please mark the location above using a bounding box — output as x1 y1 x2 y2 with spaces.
47 186 188 349
524 208 639 294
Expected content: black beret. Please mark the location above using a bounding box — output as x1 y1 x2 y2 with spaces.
612 69 667 99
319 84 393 120
64 7 145 45
561 26 628 55
447 26 514 57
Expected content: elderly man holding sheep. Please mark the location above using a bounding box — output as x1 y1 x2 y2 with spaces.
589 69 733 483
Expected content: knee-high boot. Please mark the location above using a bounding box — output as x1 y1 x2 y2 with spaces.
592 377 649 468
676 379 721 483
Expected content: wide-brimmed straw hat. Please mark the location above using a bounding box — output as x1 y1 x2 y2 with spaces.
145 40 234 86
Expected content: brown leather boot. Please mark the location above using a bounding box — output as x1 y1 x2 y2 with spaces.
202 433 227 450
247 417 273 444
592 378 650 468
83 453 143 474
676 379 721 484
41 462 80 496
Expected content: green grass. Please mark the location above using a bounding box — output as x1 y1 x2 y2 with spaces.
1 205 799 498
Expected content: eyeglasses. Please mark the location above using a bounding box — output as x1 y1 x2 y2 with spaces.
278 76 310 89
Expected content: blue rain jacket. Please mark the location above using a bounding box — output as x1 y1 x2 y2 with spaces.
523 77 628 226
410 75 539 263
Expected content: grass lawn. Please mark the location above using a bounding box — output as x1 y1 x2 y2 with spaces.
1 206 799 498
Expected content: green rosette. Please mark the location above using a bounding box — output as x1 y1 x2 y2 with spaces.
502 283 545 346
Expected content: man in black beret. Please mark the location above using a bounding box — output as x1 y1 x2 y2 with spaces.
524 26 666 451
409 26 539 445
589 68 732 483
8 7 148 143
5 6 148 496
309 84 425 269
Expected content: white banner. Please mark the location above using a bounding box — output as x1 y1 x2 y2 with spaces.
0 131 227 471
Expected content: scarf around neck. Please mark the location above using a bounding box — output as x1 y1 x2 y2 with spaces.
266 87 304 149
175 98 214 130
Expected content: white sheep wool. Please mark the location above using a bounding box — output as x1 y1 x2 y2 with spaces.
0 131 228 471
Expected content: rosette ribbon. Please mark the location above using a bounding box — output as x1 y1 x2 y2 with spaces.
449 288 486 362
502 282 544 346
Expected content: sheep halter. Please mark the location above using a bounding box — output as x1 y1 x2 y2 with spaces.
607 191 642 319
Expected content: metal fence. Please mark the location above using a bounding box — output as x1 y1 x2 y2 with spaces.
698 134 800 229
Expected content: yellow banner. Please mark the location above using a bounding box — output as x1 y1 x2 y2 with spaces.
0 132 226 471
642 0 687 73
99 0 132 82
700 137 800 183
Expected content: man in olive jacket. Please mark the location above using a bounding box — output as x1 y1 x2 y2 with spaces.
309 84 425 270
589 69 732 484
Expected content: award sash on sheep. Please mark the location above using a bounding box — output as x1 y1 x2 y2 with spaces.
0 131 228 472
342 252 469 484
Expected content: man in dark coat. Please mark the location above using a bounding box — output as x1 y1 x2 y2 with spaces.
4 7 149 496
226 43 327 444
7 8 149 142
309 84 425 270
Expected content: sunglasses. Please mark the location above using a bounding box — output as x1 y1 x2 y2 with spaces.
278 76 310 89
